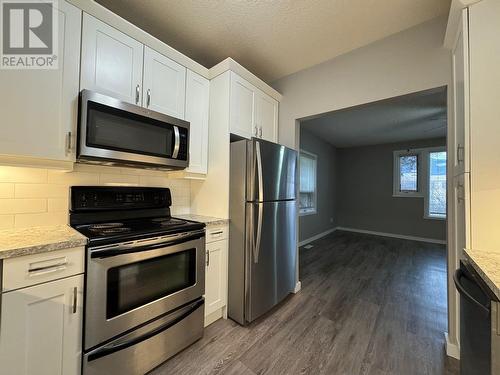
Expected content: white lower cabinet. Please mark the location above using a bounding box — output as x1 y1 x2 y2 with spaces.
204 229 228 326
0 274 83 375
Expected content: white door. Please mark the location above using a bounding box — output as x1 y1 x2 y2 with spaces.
205 239 228 316
143 47 186 118
81 14 144 105
0 275 84 375
451 9 470 177
230 72 255 139
185 70 209 174
255 91 278 142
0 0 81 162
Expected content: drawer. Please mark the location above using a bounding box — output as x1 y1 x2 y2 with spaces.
206 225 228 243
2 247 85 292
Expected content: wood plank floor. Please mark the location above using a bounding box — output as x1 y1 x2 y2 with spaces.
151 231 459 375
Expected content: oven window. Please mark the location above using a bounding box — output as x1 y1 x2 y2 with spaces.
106 249 196 319
86 101 173 158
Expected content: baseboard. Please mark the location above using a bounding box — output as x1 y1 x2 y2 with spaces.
293 281 302 294
445 332 460 359
299 227 337 247
204 307 224 327
336 227 446 245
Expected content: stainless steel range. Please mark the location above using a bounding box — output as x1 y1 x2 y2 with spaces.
70 186 205 375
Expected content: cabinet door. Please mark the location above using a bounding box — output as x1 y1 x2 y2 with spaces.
143 47 186 118
0 0 80 162
0 275 84 375
185 70 209 174
230 73 255 139
452 173 470 255
81 14 144 105
451 9 470 176
205 239 228 316
255 91 278 142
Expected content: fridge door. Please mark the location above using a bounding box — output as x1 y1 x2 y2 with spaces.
247 139 297 202
245 200 296 323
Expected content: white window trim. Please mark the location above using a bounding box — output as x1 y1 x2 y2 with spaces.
299 149 318 216
424 146 447 220
392 149 424 198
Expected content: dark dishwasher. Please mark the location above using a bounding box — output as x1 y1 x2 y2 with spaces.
454 261 498 375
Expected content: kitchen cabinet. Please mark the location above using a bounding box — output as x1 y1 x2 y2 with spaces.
229 72 278 142
255 90 278 142
143 47 186 118
0 0 81 166
204 226 228 326
230 72 255 139
81 13 144 105
450 9 470 177
0 275 84 375
185 70 210 174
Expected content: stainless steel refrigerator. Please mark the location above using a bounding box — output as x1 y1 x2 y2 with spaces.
229 138 297 325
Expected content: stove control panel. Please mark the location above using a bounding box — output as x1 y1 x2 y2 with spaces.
70 187 171 211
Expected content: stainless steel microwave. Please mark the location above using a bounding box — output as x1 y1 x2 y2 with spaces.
78 90 189 170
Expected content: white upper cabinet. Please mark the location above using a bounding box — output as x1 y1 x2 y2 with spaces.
185 70 210 174
81 14 144 105
255 90 278 142
0 0 81 164
230 72 255 139
143 47 186 118
451 9 470 177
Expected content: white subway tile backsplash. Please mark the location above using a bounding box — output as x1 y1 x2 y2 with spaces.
0 165 192 228
0 199 47 214
15 183 69 198
0 183 15 198
14 212 67 228
0 215 14 229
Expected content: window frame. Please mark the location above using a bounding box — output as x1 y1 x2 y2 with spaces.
393 149 424 198
424 146 447 220
299 149 318 216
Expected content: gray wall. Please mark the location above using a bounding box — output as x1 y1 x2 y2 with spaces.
299 128 337 243
336 138 446 241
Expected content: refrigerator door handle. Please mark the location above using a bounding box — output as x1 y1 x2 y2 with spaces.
253 203 263 263
256 141 264 201
252 141 264 263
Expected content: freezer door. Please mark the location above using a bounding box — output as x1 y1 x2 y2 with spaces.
246 200 296 323
247 139 297 202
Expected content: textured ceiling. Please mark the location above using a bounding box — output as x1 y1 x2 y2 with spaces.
95 0 451 82
301 87 447 148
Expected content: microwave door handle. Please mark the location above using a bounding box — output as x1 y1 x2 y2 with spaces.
172 126 180 159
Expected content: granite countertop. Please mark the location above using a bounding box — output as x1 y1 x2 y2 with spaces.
175 214 228 227
0 225 88 260
464 248 500 300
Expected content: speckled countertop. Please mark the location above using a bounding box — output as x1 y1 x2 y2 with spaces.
464 248 500 300
0 225 88 260
175 214 228 227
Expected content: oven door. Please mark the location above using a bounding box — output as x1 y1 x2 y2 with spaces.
78 90 189 169
85 230 205 350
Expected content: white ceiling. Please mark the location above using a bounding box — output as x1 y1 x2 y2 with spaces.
95 0 451 82
301 87 447 148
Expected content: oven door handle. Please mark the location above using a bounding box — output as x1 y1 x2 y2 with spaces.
87 298 204 362
90 231 204 259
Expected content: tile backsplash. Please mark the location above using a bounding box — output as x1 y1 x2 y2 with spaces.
0 164 191 229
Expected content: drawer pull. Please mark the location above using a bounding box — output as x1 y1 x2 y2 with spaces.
28 257 68 276
210 231 224 236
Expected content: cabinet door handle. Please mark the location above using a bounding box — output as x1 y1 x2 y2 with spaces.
65 131 72 154
457 144 464 164
206 250 210 267
147 89 151 108
135 84 140 104
72 286 78 314
259 127 262 138
254 126 258 136
457 182 465 203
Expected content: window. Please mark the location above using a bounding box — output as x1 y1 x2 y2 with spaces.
299 150 317 215
393 146 447 219
393 150 423 197
426 149 447 219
